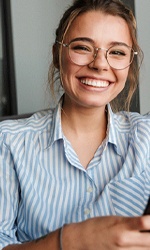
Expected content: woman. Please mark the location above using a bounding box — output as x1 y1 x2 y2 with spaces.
1 0 150 249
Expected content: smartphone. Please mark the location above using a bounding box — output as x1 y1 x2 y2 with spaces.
143 197 150 215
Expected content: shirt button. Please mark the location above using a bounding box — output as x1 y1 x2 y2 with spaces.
84 208 91 215
87 186 93 193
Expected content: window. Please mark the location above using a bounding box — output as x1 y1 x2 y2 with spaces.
0 0 17 116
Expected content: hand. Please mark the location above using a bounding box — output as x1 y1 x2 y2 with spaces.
63 215 150 250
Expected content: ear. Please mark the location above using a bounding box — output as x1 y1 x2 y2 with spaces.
53 44 59 69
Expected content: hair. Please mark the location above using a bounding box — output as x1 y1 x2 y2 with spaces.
48 0 143 112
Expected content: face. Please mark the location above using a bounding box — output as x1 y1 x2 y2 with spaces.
60 11 132 110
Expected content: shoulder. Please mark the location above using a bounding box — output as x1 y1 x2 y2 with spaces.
114 111 150 146
114 111 150 130
112 111 150 160
0 109 55 136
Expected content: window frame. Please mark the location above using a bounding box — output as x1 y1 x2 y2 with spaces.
1 0 17 116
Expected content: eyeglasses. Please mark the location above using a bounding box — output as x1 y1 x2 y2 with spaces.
57 39 138 70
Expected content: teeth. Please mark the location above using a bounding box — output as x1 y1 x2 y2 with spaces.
81 79 109 87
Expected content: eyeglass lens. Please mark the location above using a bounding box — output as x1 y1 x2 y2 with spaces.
68 40 134 70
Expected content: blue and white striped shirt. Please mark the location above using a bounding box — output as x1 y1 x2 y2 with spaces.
0 102 150 248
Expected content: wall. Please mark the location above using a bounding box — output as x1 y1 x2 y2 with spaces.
135 0 150 114
11 0 150 114
11 0 70 114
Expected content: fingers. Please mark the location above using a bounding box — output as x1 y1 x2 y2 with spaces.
113 216 150 248
117 231 150 247
125 215 150 232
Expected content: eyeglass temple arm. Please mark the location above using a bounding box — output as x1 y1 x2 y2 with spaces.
56 41 68 47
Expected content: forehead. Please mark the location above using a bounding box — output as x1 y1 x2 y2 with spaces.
65 11 132 46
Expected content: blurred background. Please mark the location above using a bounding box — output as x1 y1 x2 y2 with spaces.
0 0 149 117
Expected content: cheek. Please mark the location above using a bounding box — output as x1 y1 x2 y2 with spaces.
61 60 73 81
61 49 70 72
61 50 80 78
117 68 129 86
60 53 74 88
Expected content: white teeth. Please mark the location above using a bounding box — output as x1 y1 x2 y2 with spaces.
81 79 109 87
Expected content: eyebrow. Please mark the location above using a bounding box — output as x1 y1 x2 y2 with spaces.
69 37 131 47
109 41 131 47
70 37 94 43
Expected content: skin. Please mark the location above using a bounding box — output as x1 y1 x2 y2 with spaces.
3 10 150 250
61 11 132 168
61 11 131 110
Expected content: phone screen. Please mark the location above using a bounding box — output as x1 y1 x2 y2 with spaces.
143 197 150 215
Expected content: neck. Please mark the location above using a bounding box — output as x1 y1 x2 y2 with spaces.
61 96 108 168
61 97 107 136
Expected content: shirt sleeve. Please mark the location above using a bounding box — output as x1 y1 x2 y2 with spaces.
0 130 21 248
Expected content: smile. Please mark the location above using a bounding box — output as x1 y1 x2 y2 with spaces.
80 78 109 88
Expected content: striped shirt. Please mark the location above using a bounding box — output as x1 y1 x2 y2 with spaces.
0 102 150 248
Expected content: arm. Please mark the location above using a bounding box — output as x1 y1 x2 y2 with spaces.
3 229 61 250
4 216 150 250
0 132 20 248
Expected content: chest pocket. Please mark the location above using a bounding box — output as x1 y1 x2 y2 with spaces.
108 171 150 216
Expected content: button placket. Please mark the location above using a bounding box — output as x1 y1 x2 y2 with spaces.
87 186 93 193
84 208 91 215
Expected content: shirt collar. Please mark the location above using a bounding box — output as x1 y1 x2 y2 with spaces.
41 101 124 156
48 100 63 147
107 104 122 156
38 99 63 150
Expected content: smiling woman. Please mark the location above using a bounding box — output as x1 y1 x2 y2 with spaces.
0 1 150 250
2 0 148 119
51 1 142 112
56 11 133 112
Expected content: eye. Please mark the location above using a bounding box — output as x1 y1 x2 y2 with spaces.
108 45 130 58
109 49 126 56
70 42 93 54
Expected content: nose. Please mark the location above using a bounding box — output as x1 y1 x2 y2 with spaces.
88 48 110 71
